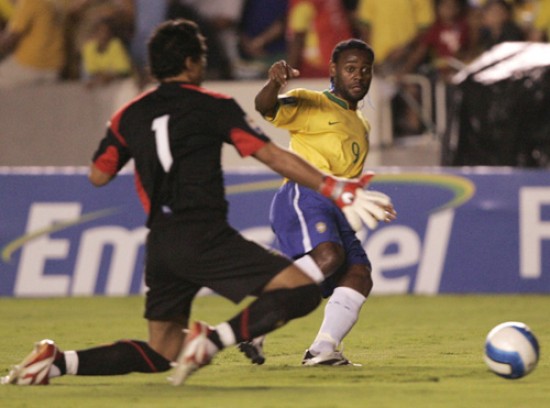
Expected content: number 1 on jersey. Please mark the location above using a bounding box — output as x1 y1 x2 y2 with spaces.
152 115 173 172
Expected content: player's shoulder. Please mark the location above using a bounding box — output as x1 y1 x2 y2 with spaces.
153 82 234 103
278 88 323 106
182 84 233 101
110 86 156 124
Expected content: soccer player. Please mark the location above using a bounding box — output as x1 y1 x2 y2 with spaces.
240 39 396 366
1 20 393 386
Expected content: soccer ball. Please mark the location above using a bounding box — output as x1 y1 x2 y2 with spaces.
484 321 540 379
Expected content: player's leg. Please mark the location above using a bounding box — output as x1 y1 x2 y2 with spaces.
1 281 189 385
53 320 178 377
2 300 191 385
270 181 369 365
303 218 372 366
171 232 322 385
303 264 371 366
181 263 321 353
238 246 333 365
1 225 203 386
1 325 177 385
238 241 342 364
223 264 320 344
238 183 344 364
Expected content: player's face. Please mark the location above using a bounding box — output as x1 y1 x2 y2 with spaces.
330 49 373 106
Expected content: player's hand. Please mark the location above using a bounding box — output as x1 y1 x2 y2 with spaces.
319 173 397 231
268 60 300 87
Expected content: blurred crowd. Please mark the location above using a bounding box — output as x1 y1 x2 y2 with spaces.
0 0 548 92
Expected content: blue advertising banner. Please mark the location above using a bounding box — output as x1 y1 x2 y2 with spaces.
1 167 549 297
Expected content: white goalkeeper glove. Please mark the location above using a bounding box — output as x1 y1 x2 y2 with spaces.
319 173 396 231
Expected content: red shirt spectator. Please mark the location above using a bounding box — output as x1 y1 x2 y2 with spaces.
287 0 353 78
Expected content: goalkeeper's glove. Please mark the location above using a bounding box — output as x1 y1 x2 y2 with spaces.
319 173 395 231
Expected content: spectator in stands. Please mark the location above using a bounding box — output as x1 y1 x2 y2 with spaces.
172 0 245 79
68 0 134 46
479 0 525 50
168 0 238 79
129 0 169 88
238 0 288 78
529 0 550 41
511 0 537 37
356 0 435 137
397 0 470 139
287 0 354 78
356 0 435 76
342 0 361 36
0 0 14 30
81 16 132 88
398 0 470 83
64 0 134 80
461 3 485 62
0 0 67 88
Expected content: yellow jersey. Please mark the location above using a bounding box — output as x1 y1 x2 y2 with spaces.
0 0 14 22
82 37 132 77
357 0 434 63
8 0 66 69
269 88 370 179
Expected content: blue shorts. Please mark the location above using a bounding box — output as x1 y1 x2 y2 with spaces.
270 182 370 296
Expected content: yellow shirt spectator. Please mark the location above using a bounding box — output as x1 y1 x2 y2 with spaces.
8 0 66 70
82 37 131 78
0 0 14 24
533 0 550 41
81 17 132 87
357 0 435 63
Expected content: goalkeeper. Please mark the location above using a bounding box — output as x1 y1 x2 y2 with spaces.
2 21 394 387
240 39 396 366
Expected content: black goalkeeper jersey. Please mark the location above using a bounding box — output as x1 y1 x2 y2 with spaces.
92 82 271 227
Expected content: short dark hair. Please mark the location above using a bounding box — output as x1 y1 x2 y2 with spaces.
148 19 207 80
331 39 375 64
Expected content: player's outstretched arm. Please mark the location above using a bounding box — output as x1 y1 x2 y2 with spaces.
253 142 396 231
255 60 299 117
254 141 324 190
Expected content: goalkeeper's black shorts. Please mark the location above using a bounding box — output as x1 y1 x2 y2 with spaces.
144 219 291 321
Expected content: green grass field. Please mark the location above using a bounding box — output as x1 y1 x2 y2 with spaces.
0 295 548 408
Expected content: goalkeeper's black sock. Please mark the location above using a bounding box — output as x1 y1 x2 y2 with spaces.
53 351 67 375
226 284 321 343
57 340 171 376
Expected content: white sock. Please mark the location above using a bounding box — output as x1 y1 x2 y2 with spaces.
215 322 236 347
309 287 366 355
64 350 79 375
294 255 324 283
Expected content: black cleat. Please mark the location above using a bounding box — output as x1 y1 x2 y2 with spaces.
238 335 266 365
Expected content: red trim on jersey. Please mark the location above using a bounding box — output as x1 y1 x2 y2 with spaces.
230 128 267 157
123 340 158 372
134 172 150 214
179 83 231 100
93 145 120 175
109 113 127 147
109 88 156 146
240 308 250 340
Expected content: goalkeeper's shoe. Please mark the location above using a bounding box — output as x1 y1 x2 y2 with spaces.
169 321 218 386
302 349 360 367
1 339 59 385
238 335 266 365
